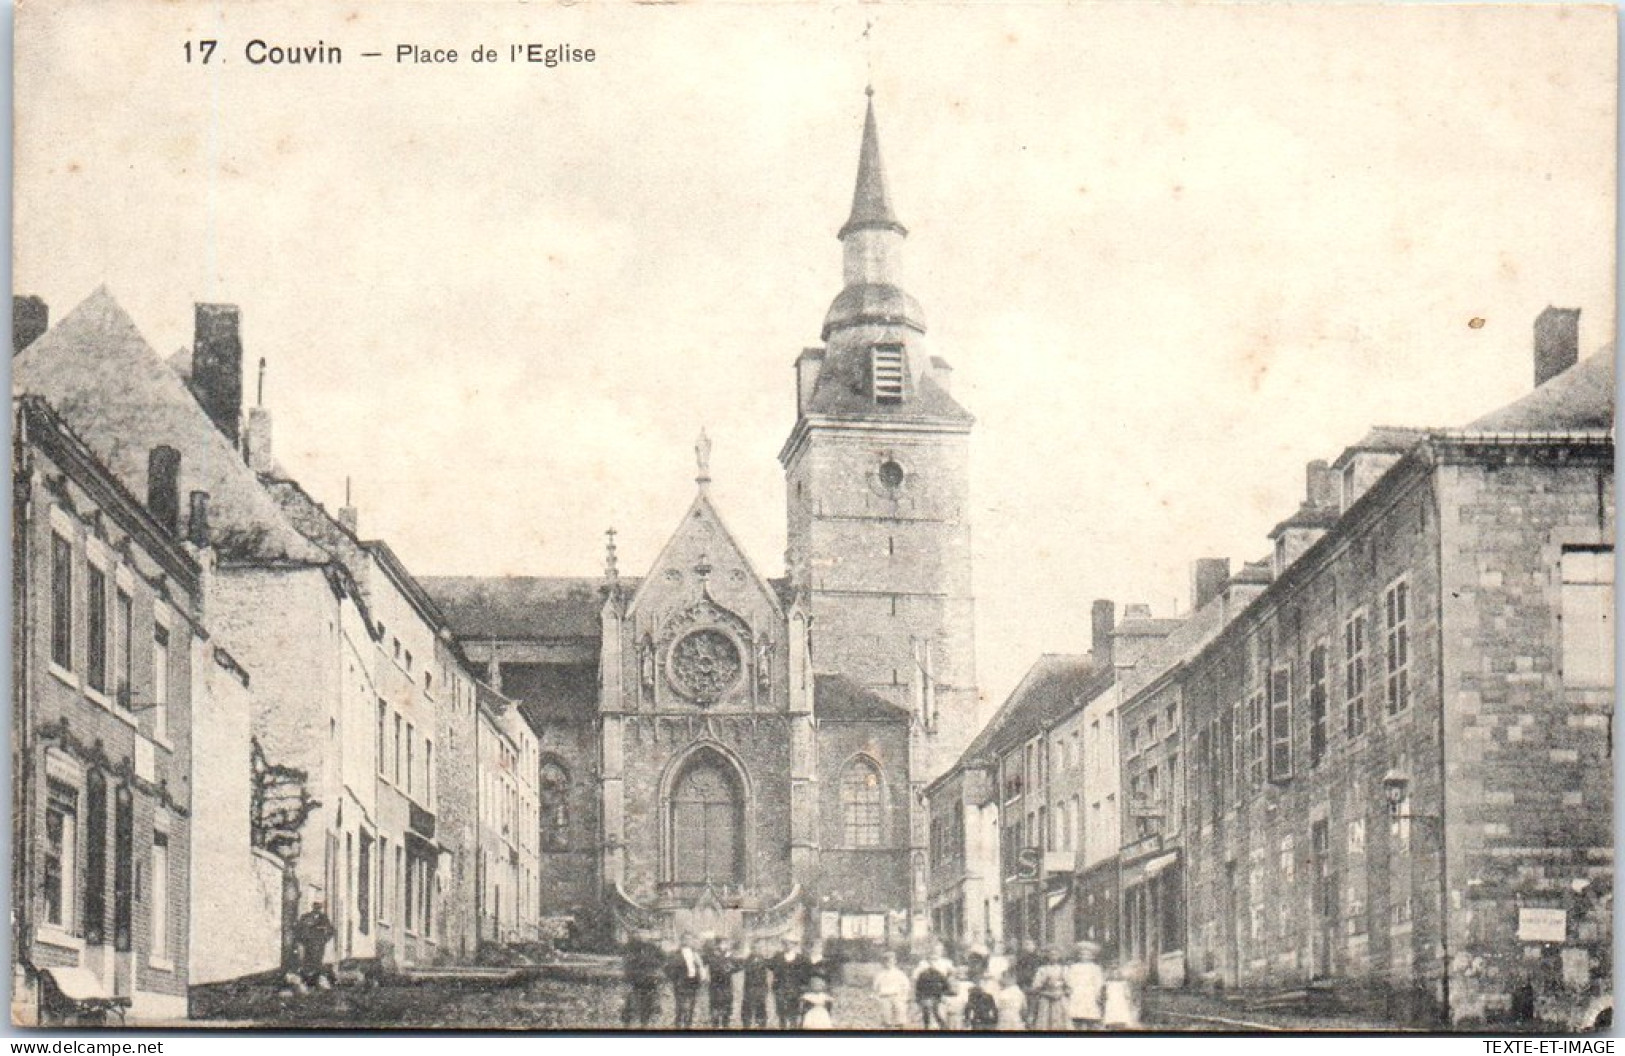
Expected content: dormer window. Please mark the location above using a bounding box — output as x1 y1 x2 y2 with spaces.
871 344 905 404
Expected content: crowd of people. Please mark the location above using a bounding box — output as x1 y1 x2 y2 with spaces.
874 939 1140 1031
620 933 843 1030
619 933 1141 1031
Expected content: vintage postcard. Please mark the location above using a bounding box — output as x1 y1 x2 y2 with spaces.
8 0 1616 1035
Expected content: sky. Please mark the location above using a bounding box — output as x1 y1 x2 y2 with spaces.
13 1 1617 707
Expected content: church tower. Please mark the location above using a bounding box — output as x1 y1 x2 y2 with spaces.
780 93 979 781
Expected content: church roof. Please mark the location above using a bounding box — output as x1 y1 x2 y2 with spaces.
839 94 906 240
1465 347 1615 432
420 575 629 642
12 288 325 564
814 674 912 722
802 350 974 425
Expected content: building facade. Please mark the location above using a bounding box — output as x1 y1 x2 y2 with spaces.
12 397 201 1021
1177 330 1613 1026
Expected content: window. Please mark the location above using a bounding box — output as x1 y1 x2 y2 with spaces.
377 836 389 924
377 701 387 775
86 565 107 694
1561 547 1615 687
424 740 433 803
151 830 170 961
1384 579 1410 715
841 759 884 846
50 534 73 670
406 722 416 796
1246 690 1266 788
539 761 569 851
152 623 169 740
871 344 905 403
1344 611 1368 738
115 591 132 707
83 771 107 944
1268 665 1293 782
405 849 415 932
44 780 78 930
1308 642 1329 768
394 714 402 783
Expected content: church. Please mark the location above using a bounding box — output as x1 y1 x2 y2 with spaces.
422 96 980 945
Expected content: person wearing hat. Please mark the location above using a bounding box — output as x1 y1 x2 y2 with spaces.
294 900 336 989
1064 941 1106 1030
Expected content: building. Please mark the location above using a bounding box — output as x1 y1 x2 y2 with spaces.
475 680 542 945
12 396 204 1021
1175 316 1613 1026
420 96 977 944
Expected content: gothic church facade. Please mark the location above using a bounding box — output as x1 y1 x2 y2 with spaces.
423 98 978 943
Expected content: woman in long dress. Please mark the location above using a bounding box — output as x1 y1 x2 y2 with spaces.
1029 948 1071 1031
1064 942 1106 1030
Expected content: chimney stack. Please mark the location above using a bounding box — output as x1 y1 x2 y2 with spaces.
13 295 47 355
187 491 211 548
147 447 181 536
338 476 358 534
1534 306 1580 388
1190 558 1231 612
1091 599 1115 668
1305 460 1338 509
192 303 244 443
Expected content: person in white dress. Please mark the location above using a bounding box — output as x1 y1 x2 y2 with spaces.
994 971 1027 1032
801 975 835 1029
1101 962 1140 1029
1063 942 1106 1030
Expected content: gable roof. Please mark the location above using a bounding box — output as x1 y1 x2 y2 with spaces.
954 654 1107 770
625 486 782 620
12 289 324 563
1466 347 1615 432
419 576 620 642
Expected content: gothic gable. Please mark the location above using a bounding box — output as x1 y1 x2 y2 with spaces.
618 491 789 713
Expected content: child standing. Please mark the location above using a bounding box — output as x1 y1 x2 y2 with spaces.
801 976 835 1029
871 950 911 1029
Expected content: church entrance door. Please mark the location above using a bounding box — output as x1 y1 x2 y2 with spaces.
669 751 744 897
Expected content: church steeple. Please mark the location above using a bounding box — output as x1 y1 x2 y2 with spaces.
839 90 907 241
824 91 926 340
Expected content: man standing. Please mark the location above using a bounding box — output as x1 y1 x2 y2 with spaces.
668 933 708 1028
620 938 664 1028
294 901 336 989
772 940 806 1029
740 941 773 1029
703 938 737 1028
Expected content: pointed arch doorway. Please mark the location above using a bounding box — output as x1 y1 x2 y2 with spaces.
667 747 745 898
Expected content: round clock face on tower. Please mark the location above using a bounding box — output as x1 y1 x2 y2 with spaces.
668 628 743 702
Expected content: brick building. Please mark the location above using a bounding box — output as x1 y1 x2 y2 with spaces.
12 396 204 1021
1174 318 1613 1026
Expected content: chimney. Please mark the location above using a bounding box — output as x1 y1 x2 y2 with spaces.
1305 460 1338 509
192 303 244 443
147 446 181 536
187 491 211 547
1091 599 1115 667
1534 306 1580 387
13 295 47 354
1190 558 1231 612
338 476 358 534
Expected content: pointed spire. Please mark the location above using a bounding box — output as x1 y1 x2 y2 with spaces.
839 90 907 240
695 427 712 491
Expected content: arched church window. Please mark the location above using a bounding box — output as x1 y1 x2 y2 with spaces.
539 761 569 851
841 758 885 847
